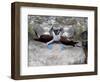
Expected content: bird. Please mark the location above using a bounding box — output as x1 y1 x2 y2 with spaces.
34 25 78 47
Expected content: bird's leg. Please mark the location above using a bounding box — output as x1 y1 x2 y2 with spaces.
47 39 54 45
46 39 55 49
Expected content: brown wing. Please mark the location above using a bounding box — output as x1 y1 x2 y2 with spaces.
34 35 53 43
60 36 78 46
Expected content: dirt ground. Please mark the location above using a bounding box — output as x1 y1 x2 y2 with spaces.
28 40 86 66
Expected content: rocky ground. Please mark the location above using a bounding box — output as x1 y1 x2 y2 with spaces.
28 40 86 66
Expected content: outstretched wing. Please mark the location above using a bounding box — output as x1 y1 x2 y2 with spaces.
34 34 53 43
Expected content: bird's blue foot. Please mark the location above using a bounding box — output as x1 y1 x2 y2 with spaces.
61 44 64 50
47 44 52 49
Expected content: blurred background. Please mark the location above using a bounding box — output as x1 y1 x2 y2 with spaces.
28 15 88 48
